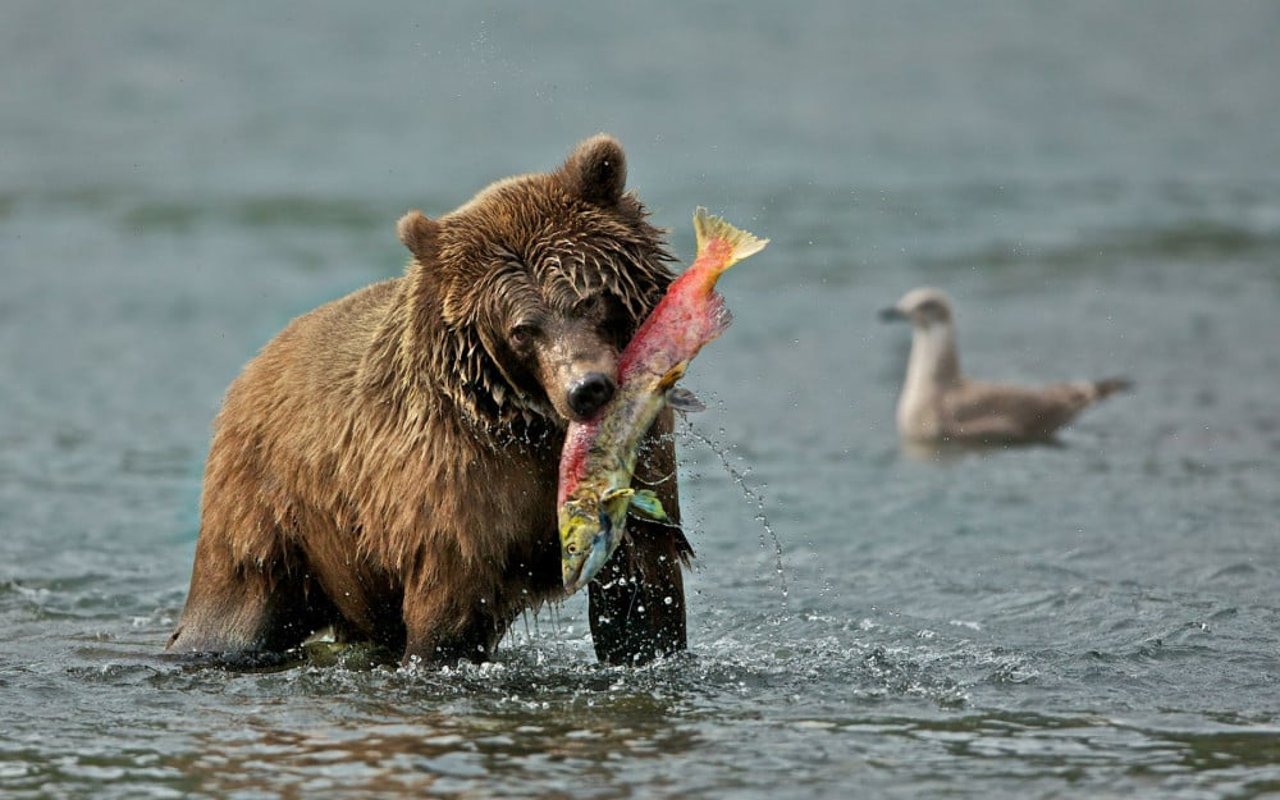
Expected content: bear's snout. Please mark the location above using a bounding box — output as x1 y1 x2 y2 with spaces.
567 372 616 419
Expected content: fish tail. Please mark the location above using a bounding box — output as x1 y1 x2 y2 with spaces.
693 207 769 271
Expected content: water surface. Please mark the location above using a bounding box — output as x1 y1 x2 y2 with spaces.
3 2 1280 797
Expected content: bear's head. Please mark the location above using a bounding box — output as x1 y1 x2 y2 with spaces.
394 135 673 430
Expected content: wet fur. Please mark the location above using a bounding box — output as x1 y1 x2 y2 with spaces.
168 135 692 666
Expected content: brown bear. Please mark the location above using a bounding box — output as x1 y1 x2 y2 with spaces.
167 135 692 667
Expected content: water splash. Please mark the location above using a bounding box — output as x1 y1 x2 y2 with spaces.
677 418 789 603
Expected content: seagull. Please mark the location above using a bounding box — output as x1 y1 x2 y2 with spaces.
880 287 1130 444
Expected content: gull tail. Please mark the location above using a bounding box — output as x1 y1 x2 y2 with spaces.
693 207 769 272
1093 376 1133 400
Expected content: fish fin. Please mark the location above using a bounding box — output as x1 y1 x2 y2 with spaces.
666 386 706 414
705 292 734 340
628 489 668 521
693 207 769 268
656 363 688 392
600 487 634 523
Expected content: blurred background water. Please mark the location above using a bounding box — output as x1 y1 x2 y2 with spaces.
2 1 1280 797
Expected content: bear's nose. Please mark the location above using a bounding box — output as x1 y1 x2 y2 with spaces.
567 372 616 419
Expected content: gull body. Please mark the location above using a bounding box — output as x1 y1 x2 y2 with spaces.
882 288 1129 444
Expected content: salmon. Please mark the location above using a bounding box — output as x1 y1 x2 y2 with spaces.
559 208 768 594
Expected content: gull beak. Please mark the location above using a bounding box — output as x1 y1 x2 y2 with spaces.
878 306 908 323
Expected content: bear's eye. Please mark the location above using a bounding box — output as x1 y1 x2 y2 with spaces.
599 297 632 346
574 294 604 318
509 323 539 349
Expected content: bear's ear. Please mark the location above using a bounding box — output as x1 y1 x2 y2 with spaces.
563 134 627 206
397 209 441 262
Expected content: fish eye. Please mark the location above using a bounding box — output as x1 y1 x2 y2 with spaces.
566 543 579 554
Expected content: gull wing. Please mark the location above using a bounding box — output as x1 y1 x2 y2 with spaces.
941 380 1103 442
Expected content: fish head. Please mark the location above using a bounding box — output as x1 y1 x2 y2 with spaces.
560 488 634 594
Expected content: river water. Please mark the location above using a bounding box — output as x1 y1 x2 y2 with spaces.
3 2 1280 797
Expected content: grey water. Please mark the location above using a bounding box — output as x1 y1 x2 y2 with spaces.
3 2 1280 797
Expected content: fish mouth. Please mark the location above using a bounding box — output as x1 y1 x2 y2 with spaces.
561 510 615 595
878 306 907 322
562 533 611 595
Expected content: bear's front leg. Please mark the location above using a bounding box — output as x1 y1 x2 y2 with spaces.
588 408 691 665
167 531 337 660
400 581 500 667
